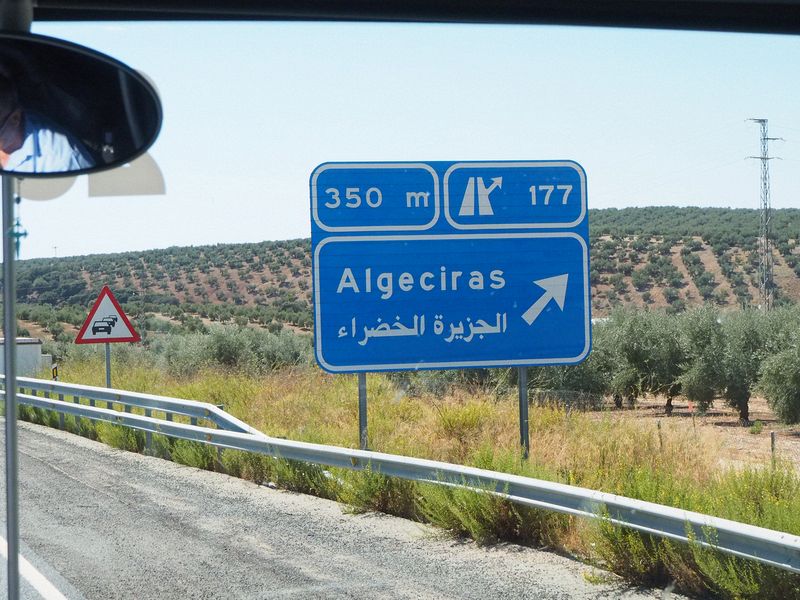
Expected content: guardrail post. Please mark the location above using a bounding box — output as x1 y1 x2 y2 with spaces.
58 393 64 430
518 367 529 459
144 408 152 454
215 405 224 467
73 395 80 432
358 373 368 450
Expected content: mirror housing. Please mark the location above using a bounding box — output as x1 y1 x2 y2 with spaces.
0 31 162 178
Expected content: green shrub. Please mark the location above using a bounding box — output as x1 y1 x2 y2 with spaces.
417 480 568 547
152 333 213 377
760 343 800 424
221 449 271 484
18 406 61 429
148 326 311 377
681 467 800 597
337 465 419 519
170 440 218 471
270 458 338 500
691 548 799 600
592 464 800 599
529 323 612 398
592 519 678 588
149 433 172 460
96 422 144 452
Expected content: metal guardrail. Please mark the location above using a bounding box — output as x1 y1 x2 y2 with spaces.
3 376 800 574
4 375 262 436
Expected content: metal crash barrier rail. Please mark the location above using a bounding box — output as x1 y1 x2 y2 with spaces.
2 375 261 435
2 376 800 574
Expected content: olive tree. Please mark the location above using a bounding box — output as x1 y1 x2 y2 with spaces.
759 343 800 424
642 311 685 415
718 310 767 424
606 309 648 407
758 306 800 424
677 306 723 413
529 320 613 398
606 309 684 413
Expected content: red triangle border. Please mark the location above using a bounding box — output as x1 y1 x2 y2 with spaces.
74 285 141 344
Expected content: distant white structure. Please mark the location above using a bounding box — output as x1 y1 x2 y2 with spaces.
0 338 52 377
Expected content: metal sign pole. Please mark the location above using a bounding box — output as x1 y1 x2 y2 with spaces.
358 373 367 450
3 175 20 600
518 367 529 459
105 342 112 388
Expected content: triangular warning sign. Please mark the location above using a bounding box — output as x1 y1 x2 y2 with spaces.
75 286 141 344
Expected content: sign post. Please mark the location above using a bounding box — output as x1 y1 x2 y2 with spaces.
518 367 530 458
75 285 140 388
358 373 368 450
311 161 591 456
105 343 112 388
2 174 21 600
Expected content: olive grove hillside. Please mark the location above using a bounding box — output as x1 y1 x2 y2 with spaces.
8 207 800 334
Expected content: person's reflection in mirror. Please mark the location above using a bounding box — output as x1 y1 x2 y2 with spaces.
0 73 94 174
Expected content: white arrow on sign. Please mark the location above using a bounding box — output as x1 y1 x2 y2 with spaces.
521 274 569 326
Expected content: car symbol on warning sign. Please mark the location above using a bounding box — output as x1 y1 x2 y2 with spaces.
75 287 140 344
91 320 113 335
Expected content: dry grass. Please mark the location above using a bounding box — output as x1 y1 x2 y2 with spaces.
49 359 800 599
57 360 722 495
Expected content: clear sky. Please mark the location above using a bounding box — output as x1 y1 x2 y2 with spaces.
10 20 800 259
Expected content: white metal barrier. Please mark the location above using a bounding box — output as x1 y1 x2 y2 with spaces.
3 375 800 574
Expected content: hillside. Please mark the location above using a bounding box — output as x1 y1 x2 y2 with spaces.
15 238 314 330
10 207 800 332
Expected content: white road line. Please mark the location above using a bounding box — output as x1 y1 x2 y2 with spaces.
0 537 68 600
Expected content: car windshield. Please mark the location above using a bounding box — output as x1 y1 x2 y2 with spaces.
2 16 799 600
19 22 798 255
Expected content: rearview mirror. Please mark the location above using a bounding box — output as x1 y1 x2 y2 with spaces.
0 31 162 178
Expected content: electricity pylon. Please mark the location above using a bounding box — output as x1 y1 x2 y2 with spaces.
748 118 782 311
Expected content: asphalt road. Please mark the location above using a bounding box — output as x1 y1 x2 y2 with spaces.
0 420 680 599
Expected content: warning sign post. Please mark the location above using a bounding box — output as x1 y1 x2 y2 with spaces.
75 286 140 387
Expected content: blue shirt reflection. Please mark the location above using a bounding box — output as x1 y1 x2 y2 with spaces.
5 111 94 173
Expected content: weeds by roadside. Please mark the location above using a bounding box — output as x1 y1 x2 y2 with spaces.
24 356 800 600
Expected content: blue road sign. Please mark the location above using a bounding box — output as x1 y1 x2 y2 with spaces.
311 161 590 373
